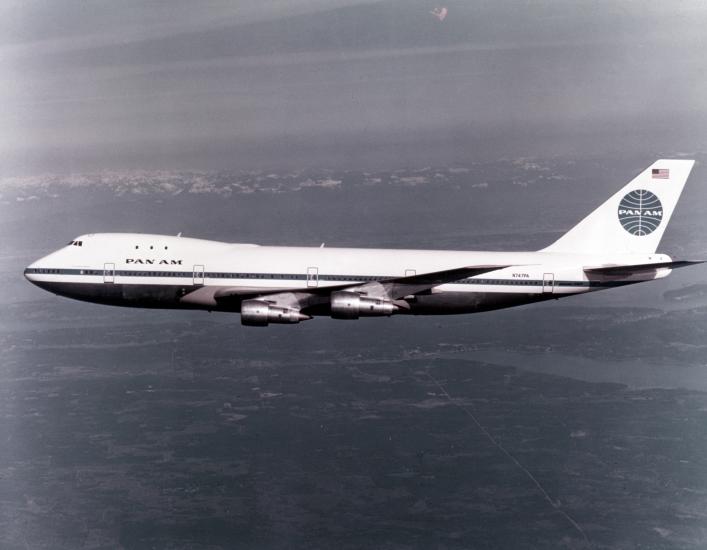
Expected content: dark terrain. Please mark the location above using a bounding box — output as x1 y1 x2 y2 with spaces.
1 156 707 549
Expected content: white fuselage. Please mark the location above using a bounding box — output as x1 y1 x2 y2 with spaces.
23 160 696 324
24 233 670 318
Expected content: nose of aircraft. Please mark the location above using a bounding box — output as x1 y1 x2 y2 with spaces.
24 251 59 290
24 259 44 287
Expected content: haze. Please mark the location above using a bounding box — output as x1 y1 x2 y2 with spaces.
3 3 707 548
3 0 707 173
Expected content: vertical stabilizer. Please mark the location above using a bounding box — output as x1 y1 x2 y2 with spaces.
543 159 695 254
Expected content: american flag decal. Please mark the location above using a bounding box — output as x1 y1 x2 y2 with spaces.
652 168 669 179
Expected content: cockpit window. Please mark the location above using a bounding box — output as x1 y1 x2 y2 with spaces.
67 240 83 247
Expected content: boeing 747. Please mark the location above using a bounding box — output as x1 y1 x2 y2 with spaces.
24 160 701 326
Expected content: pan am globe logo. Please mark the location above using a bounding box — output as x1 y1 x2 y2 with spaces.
617 189 663 236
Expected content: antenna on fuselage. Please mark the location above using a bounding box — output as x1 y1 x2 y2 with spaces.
177 232 182 237
320 243 325 248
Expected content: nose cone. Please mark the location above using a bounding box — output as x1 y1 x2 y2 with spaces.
24 260 44 288
24 252 58 291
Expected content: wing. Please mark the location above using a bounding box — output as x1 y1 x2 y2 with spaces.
350 265 510 300
210 264 510 308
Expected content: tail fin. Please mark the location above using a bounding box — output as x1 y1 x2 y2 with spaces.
543 159 695 254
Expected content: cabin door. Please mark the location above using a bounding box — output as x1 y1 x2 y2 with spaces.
307 267 318 288
193 264 205 285
103 263 115 283
542 273 554 294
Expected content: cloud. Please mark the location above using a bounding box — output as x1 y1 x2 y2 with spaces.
3 0 707 174
0 1 382 61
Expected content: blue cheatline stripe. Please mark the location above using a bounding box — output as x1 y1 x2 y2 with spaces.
23 267 634 288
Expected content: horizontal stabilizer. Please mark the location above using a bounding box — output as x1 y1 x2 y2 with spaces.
584 260 704 276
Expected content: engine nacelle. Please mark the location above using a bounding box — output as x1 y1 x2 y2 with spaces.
240 299 310 326
330 291 397 319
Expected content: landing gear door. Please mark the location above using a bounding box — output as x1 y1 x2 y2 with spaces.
542 273 554 294
193 264 205 286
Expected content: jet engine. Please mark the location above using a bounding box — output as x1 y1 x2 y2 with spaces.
240 299 311 326
330 291 397 319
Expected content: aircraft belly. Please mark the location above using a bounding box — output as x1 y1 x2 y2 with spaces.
32 281 189 309
406 290 552 314
28 272 599 318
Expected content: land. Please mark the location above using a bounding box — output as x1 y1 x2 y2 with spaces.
2 155 707 549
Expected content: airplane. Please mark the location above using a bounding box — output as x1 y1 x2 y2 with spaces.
24 159 702 326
